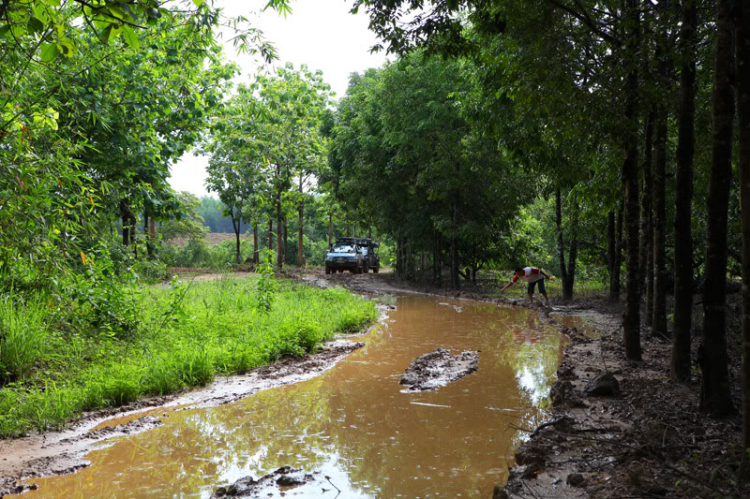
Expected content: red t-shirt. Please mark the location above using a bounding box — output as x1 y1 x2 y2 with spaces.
512 267 544 283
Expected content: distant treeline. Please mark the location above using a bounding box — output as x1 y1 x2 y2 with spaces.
196 196 252 233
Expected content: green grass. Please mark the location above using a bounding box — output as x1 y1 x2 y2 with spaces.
0 276 377 438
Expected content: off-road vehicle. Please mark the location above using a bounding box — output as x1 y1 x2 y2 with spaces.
325 240 366 274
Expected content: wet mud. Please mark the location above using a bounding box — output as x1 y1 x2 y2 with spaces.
211 466 320 498
0 339 364 496
399 348 479 392
300 269 748 498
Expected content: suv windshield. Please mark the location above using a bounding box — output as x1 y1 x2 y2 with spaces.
332 245 355 253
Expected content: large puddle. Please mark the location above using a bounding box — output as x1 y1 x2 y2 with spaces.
26 294 565 497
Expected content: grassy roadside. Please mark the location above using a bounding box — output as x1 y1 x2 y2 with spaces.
0 275 377 438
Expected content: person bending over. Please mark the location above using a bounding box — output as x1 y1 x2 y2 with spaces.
500 266 554 306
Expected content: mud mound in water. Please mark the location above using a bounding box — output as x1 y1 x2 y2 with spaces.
211 466 321 498
400 348 479 392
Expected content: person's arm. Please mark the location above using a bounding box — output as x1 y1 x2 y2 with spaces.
501 276 518 292
540 269 555 281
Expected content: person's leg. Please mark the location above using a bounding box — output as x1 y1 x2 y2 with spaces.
538 278 550 306
527 281 535 304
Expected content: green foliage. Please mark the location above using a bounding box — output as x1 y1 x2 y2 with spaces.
254 251 278 313
0 293 48 383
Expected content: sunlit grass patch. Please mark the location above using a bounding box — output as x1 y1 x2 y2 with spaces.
0 275 377 438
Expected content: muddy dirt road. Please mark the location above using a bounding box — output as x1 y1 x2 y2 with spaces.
2 270 568 497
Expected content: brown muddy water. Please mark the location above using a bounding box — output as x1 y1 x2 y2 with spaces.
26 294 565 498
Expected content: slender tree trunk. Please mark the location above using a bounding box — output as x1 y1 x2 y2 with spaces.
396 236 404 276
608 210 616 294
564 206 579 300
736 0 750 463
268 217 273 253
701 0 736 417
276 191 283 268
672 0 697 382
434 230 443 287
555 187 570 298
406 238 415 280
653 105 669 337
613 206 624 300
144 209 152 258
298 176 305 266
328 214 333 248
283 216 288 265
642 110 655 326
346 213 350 236
149 216 156 258
120 199 131 246
450 235 459 289
253 222 259 264
232 211 241 264
622 0 642 361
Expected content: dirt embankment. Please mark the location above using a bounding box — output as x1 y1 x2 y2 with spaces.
295 268 747 499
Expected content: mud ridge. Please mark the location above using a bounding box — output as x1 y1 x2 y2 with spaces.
400 348 480 392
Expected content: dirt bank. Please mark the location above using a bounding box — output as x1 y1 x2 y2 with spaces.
0 338 369 496
293 268 747 498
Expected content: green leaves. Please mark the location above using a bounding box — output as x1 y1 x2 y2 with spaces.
122 26 140 50
40 43 57 62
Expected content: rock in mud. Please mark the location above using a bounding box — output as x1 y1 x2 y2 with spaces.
584 371 621 397
399 348 479 392
211 466 316 498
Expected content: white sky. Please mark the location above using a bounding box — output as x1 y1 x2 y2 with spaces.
168 0 389 197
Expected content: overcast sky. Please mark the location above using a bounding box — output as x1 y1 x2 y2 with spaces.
167 0 389 197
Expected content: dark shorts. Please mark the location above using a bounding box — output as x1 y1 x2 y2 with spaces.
527 278 545 294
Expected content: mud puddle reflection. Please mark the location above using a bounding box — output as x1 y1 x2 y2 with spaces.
27 295 565 497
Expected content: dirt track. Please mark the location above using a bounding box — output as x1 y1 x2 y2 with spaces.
292 268 747 498
2 268 745 498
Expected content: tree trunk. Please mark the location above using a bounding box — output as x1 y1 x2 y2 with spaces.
642 110 655 326
396 236 404 276
700 0 736 417
736 0 750 462
608 210 616 294
253 222 259 264
653 105 668 338
622 0 642 361
450 235 459 289
149 216 156 259
276 191 283 268
283 216 288 265
298 176 305 266
434 230 443 287
564 205 579 300
268 217 273 253
232 211 241 264
613 205 624 300
144 209 152 258
672 0 697 382
346 213 351 236
555 187 570 299
328 213 333 248
120 199 133 246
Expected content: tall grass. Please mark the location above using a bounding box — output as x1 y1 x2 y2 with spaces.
0 293 48 383
0 277 377 437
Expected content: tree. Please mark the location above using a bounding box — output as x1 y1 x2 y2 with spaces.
700 0 736 417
